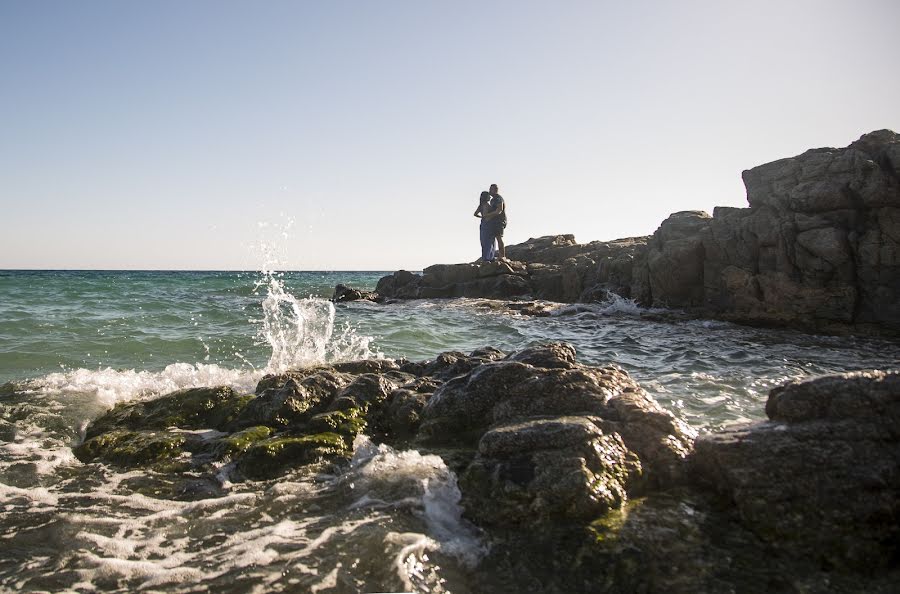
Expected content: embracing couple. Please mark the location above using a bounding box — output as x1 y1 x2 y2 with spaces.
474 183 508 262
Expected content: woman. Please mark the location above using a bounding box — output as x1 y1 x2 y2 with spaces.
474 190 497 262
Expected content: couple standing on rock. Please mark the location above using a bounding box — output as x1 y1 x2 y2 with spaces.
474 183 508 262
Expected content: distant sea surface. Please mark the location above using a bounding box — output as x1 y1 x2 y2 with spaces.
2 269 899 592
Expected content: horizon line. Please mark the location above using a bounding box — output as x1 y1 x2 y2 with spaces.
0 268 401 273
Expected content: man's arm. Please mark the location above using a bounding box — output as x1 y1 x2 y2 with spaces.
482 200 504 220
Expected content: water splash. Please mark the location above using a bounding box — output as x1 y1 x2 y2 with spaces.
251 222 378 373
552 291 645 317
254 273 375 372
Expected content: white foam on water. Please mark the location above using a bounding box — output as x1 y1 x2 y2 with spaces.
0 482 59 508
553 292 646 317
23 363 261 409
347 436 487 569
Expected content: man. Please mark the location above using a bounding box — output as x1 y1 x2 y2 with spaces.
481 183 507 261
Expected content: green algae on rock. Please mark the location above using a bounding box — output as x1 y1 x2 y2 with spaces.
74 429 189 468
85 386 253 439
234 432 349 480
214 425 274 458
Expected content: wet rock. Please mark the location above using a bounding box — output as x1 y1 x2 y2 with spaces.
460 416 641 525
306 407 368 440
692 370 900 571
213 425 274 458
419 348 506 381
503 341 577 369
234 432 350 480
377 377 441 441
74 429 193 468
236 370 351 428
331 283 380 303
418 343 696 526
374 269 421 299
85 387 253 439
330 359 401 375
328 373 398 411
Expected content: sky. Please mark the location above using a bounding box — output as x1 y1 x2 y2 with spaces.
1 0 898 271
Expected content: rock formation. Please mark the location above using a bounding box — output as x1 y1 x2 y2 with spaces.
372 130 900 335
73 347 900 591
692 370 900 572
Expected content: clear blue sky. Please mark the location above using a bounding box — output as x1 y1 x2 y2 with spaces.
2 0 898 270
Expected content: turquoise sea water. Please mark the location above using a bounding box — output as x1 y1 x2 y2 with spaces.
2 269 899 592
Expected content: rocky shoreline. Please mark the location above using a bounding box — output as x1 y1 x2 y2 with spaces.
76 343 900 592
71 131 900 590
360 130 900 337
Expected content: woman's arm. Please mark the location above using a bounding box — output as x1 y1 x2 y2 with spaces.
483 200 504 220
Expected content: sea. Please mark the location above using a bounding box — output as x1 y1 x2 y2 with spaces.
2 269 899 592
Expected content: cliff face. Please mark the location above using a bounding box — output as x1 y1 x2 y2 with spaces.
641 129 900 333
376 130 900 335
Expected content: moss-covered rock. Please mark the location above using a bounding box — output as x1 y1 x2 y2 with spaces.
306 408 367 439
74 430 190 468
235 371 351 429
234 433 349 480
213 425 274 458
460 416 642 526
85 387 253 438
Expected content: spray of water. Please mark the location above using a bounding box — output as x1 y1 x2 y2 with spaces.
251 219 378 373
254 274 375 372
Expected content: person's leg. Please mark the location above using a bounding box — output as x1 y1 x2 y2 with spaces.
480 224 494 261
497 236 505 259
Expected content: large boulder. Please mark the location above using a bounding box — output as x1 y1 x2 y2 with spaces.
417 342 696 525
643 211 711 307
698 130 900 332
460 416 641 525
692 370 900 571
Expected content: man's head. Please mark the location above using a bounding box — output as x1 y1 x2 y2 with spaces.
489 184 499 195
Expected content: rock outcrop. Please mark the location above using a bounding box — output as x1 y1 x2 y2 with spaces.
331 283 380 303
75 344 694 523
692 370 900 572
374 130 900 335
73 350 900 591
